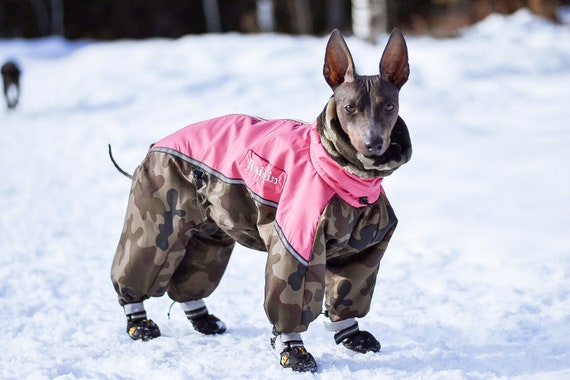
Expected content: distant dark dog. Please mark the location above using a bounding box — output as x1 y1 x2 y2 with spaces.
1 61 21 110
111 29 411 373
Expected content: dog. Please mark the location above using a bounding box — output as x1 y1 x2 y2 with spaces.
110 28 411 373
1 61 21 110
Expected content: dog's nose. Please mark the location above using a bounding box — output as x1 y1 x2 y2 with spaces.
364 138 384 156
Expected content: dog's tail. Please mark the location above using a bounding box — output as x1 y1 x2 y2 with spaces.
108 144 133 179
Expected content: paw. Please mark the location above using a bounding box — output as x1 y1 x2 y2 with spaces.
189 314 227 335
126 319 161 341
340 330 381 353
270 336 318 373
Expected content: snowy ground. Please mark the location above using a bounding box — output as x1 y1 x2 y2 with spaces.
1 9 569 380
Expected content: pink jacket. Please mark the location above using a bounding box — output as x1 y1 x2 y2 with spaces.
152 114 385 265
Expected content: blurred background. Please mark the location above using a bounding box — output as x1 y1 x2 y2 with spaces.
0 0 568 42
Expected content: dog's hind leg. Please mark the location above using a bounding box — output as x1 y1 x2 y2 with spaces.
168 228 235 335
110 151 208 340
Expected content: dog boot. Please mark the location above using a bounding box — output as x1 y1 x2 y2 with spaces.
270 332 318 373
325 318 381 353
124 302 161 341
180 300 226 335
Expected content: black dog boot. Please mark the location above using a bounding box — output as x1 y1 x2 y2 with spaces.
124 302 161 341
326 318 381 353
270 331 318 373
180 300 226 335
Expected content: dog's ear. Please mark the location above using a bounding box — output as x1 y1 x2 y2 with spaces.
324 29 356 89
380 28 409 88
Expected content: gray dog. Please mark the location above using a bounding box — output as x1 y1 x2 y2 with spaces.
111 28 411 373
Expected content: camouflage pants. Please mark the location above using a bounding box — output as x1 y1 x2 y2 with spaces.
111 150 396 333
111 151 236 306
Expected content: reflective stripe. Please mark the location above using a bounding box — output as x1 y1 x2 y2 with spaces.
323 317 357 333
124 302 145 315
180 299 206 312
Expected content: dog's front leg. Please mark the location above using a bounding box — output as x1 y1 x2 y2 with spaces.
264 239 325 372
323 221 396 353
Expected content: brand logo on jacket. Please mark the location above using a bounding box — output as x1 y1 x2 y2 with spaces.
246 158 280 185
240 150 286 200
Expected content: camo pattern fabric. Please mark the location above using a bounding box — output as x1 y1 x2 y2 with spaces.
111 151 237 305
264 193 397 332
111 150 397 333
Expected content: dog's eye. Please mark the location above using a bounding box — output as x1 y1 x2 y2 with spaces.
385 103 395 112
344 104 356 114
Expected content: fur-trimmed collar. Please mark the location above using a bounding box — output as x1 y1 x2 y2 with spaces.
316 98 412 178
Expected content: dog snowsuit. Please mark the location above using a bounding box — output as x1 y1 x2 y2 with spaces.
111 100 411 334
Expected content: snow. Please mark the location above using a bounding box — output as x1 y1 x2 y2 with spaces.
1 9 569 379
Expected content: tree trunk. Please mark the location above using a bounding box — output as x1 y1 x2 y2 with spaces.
50 0 64 35
203 0 222 32
30 0 50 36
288 0 312 34
352 0 388 43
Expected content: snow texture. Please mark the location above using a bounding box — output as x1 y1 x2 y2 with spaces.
1 9 569 380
